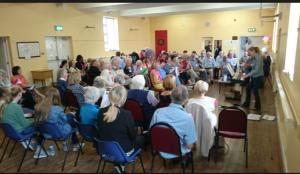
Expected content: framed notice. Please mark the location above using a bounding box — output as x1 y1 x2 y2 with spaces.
17 42 40 59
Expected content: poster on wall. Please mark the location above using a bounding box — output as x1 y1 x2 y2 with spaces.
17 42 40 59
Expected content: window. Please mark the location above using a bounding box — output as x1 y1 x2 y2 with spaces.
284 3 300 81
103 16 119 52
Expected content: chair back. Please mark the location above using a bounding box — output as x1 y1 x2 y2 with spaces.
1 123 23 141
124 99 144 122
78 123 97 141
218 106 247 135
64 89 80 109
94 139 127 163
38 122 66 140
150 122 181 156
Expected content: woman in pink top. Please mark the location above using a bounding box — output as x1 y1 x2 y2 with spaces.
11 66 28 88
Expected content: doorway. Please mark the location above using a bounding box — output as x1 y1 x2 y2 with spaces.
45 36 72 81
155 30 168 57
202 37 213 52
0 37 12 77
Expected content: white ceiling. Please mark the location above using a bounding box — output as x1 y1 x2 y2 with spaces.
74 3 276 17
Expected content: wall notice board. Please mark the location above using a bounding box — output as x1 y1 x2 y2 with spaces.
17 42 40 59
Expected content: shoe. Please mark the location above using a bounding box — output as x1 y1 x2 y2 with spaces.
47 145 56 156
33 149 48 159
73 143 85 152
21 140 35 150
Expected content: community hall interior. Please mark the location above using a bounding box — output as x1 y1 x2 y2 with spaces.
0 2 299 173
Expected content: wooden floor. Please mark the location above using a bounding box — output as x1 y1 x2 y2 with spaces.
0 81 282 173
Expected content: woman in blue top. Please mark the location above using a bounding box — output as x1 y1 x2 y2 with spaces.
35 88 81 153
80 86 100 126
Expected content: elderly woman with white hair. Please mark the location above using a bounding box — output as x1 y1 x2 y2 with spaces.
79 86 101 126
127 75 159 130
185 80 218 157
96 85 145 173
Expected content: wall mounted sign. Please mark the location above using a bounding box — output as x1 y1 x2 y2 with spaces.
248 27 256 32
55 25 64 31
17 42 40 59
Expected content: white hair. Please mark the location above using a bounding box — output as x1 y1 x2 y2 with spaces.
93 76 107 88
194 80 209 95
84 86 100 104
130 75 145 89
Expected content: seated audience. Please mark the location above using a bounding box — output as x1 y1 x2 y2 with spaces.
67 72 85 107
150 62 164 91
220 56 233 79
68 59 80 73
150 85 197 159
0 69 11 88
214 51 224 79
185 80 217 157
128 75 159 130
0 88 10 115
1 86 36 151
130 51 140 64
35 88 81 154
57 60 69 81
123 58 134 78
100 61 115 87
96 85 145 173
80 86 100 126
203 51 215 84
187 80 217 121
158 74 176 107
11 66 28 88
93 76 110 108
75 55 87 71
11 66 44 110
56 68 68 105
133 60 148 75
86 59 101 86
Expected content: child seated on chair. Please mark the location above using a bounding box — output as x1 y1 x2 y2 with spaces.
35 88 83 158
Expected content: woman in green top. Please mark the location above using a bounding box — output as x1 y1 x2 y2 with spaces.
1 86 34 133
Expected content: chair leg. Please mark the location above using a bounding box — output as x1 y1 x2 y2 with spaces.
96 157 102 174
0 139 10 163
35 139 45 165
62 138 71 171
8 141 17 157
181 158 186 174
139 155 146 174
163 158 167 167
214 135 219 164
101 161 106 173
245 137 248 168
17 138 32 172
190 152 194 173
131 162 136 173
54 140 60 151
74 138 85 166
150 154 156 173
0 136 6 148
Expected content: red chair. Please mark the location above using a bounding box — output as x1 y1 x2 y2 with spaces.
64 89 80 112
124 99 145 131
215 106 248 168
150 122 194 174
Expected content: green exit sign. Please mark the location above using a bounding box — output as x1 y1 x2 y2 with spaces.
248 27 256 32
55 25 64 31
